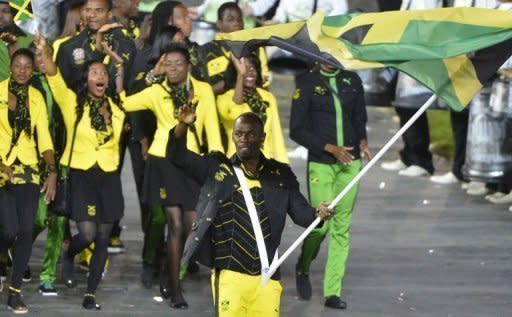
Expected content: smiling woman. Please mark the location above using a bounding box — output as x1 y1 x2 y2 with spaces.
121 43 223 309
0 48 56 314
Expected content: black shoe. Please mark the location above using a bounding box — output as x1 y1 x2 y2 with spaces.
8 289 28 314
0 262 6 283
22 268 31 283
324 296 347 309
82 294 101 310
141 263 155 289
107 237 125 254
160 282 171 299
169 299 188 309
295 272 312 300
38 281 58 296
61 252 76 288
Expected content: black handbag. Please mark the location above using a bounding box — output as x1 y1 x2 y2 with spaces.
49 119 79 217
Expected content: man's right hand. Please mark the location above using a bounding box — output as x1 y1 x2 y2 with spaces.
324 144 354 164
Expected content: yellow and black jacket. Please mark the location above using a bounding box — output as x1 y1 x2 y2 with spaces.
123 77 223 157
0 78 54 185
0 78 54 165
199 41 269 92
46 71 126 172
217 88 289 164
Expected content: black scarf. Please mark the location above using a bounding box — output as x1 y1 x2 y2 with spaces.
8 78 31 145
87 28 114 47
243 90 268 125
167 81 188 119
86 95 108 131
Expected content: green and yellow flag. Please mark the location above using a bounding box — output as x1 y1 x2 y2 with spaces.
10 0 32 21
219 7 512 111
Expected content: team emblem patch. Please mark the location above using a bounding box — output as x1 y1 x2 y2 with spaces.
215 170 226 182
160 188 167 200
220 300 230 312
87 205 96 216
342 77 352 85
313 86 327 95
292 88 300 100
72 48 85 65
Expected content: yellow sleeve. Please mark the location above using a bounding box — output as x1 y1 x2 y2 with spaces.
46 70 75 118
259 47 270 88
121 87 156 112
198 85 224 153
216 90 247 122
35 94 54 155
267 93 289 164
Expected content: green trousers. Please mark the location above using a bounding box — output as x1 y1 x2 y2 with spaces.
142 205 166 265
33 195 67 283
297 160 361 297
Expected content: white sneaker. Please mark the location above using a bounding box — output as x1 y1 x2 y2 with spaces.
430 172 459 184
509 205 512 212
466 181 488 196
398 165 429 177
288 146 308 160
485 192 506 201
488 192 512 204
381 159 407 171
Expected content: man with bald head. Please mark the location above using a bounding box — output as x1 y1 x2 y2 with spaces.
166 108 333 316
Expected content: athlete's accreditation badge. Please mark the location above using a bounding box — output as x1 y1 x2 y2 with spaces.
72 48 86 65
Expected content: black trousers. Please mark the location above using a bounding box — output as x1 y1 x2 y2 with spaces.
396 107 434 174
0 184 39 289
450 108 469 180
111 130 149 240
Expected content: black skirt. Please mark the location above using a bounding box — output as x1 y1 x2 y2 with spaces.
143 155 199 210
70 168 124 223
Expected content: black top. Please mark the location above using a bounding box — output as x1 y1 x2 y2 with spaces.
55 27 136 93
290 68 367 164
167 129 317 280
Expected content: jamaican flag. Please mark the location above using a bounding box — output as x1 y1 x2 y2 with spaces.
10 0 32 21
218 7 512 111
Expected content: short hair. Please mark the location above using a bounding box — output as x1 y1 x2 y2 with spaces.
85 0 113 11
10 48 34 65
235 112 264 133
161 43 190 64
217 2 241 21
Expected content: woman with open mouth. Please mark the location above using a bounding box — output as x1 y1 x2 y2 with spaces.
217 54 289 164
35 34 126 311
0 48 57 314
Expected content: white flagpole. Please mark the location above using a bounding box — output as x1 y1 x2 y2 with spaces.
261 95 438 285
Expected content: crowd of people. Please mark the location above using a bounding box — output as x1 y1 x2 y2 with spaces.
0 0 510 315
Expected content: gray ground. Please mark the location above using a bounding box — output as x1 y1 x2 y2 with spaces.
1 72 512 317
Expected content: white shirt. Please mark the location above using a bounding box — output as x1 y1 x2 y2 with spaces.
452 0 498 8
400 0 442 10
272 0 348 23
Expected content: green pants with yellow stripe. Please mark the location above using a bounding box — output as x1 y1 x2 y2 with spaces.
33 195 67 284
296 160 361 297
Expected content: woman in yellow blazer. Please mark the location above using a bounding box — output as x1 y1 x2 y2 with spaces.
122 44 223 308
36 35 125 310
0 48 56 314
217 54 289 164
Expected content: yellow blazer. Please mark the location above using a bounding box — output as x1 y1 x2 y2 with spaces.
216 88 289 164
46 71 125 171
0 79 54 166
123 77 223 157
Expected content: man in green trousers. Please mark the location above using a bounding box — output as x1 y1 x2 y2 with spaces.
290 62 371 309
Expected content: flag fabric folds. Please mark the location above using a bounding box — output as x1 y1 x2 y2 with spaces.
218 7 512 111
10 0 32 21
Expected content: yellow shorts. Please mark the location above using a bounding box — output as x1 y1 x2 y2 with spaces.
211 269 282 317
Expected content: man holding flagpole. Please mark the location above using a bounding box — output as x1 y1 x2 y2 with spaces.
290 62 371 309
167 100 333 317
